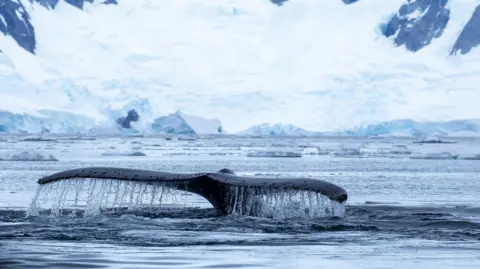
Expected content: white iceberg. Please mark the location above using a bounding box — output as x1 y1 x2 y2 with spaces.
151 111 224 135
348 119 480 137
0 109 96 134
409 152 459 160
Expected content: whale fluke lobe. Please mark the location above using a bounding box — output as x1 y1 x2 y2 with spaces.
36 167 348 215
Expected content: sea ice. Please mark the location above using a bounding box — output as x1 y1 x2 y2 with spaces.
0 150 58 161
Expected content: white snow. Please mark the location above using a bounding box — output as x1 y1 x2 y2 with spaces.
0 14 7 27
0 0 479 133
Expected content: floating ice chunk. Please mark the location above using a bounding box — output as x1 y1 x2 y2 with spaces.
88 125 123 136
389 148 412 155
332 147 363 157
101 151 147 156
21 136 56 142
177 136 199 141
246 149 302 158
301 147 319 155
316 147 330 155
409 152 458 160
413 139 457 144
0 150 58 161
459 154 480 160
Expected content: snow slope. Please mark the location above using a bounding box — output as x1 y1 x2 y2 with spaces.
0 0 480 133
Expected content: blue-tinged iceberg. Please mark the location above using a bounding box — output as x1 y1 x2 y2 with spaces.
238 123 316 137
151 111 224 135
0 109 96 134
346 119 480 137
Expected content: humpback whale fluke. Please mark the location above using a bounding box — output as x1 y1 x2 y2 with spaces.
37 167 348 215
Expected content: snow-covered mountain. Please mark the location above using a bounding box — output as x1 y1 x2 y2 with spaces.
1 0 480 133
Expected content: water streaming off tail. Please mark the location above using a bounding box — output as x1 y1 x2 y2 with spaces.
225 186 345 219
27 178 345 219
27 178 211 217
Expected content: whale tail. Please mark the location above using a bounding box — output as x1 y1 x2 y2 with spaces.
36 167 348 215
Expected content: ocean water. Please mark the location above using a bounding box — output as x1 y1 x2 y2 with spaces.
0 135 479 269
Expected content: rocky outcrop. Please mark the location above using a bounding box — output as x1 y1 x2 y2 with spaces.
383 0 450 52
451 5 480 55
0 0 36 54
116 109 140 129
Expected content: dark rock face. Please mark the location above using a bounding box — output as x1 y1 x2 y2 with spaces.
99 0 117 5
0 0 36 54
451 5 480 55
65 0 85 9
0 0 118 54
33 0 60 9
343 0 359 4
32 0 118 10
271 0 360 6
116 109 140 129
382 0 450 52
270 0 288 6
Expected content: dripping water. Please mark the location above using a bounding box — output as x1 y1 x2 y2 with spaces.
27 178 208 217
225 186 345 219
27 178 345 219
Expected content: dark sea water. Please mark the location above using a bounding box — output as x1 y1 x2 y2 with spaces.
0 136 479 268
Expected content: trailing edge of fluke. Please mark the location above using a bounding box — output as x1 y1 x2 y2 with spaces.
37 167 348 214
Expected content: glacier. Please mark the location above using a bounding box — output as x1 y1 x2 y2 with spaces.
0 0 479 133
238 123 317 137
0 109 95 133
0 108 225 135
344 118 480 137
237 118 480 137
